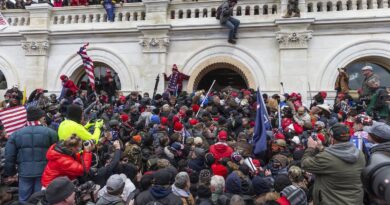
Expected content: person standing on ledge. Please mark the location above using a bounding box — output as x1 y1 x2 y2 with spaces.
163 64 190 96
218 0 240 44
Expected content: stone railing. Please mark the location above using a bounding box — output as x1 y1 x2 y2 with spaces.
168 0 279 20
1 10 30 26
50 3 146 24
306 0 388 12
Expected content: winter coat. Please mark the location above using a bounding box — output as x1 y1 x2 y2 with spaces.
301 142 365 205
172 185 195 205
4 125 58 177
58 119 101 142
62 80 79 94
367 88 389 120
334 71 349 93
209 142 233 162
196 198 213 205
96 194 125 205
93 149 121 188
135 185 183 205
361 74 379 98
219 1 232 24
41 144 92 187
164 72 190 93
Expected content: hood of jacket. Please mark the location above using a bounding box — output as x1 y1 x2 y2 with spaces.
370 141 390 154
46 144 74 161
150 185 172 199
96 193 123 205
325 142 360 163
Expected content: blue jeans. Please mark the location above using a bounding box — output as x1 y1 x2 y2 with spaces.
19 177 42 202
222 17 240 40
104 3 115 22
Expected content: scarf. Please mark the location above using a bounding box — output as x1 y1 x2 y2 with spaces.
26 121 42 126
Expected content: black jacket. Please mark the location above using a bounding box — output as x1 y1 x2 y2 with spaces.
135 186 183 205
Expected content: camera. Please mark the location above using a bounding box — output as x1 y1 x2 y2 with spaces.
83 139 96 147
361 151 390 204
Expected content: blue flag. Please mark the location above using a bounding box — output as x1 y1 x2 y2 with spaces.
252 88 271 155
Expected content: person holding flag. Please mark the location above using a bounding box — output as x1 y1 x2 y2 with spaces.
163 64 190 96
252 88 272 156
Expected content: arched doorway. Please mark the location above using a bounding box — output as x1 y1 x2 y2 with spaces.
344 57 390 90
71 62 121 91
0 70 8 90
193 63 249 91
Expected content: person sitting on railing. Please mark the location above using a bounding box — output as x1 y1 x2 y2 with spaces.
5 0 15 9
102 0 116 22
218 0 240 44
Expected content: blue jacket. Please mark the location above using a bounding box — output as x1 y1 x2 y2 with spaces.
5 126 58 177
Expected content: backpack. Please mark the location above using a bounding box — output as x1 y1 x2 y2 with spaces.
216 4 222 20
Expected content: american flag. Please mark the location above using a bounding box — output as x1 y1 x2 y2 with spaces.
77 43 95 90
0 12 9 31
0 106 27 138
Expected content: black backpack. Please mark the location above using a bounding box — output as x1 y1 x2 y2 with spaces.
216 4 223 19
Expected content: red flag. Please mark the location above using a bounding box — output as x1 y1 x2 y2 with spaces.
0 106 27 138
77 43 95 91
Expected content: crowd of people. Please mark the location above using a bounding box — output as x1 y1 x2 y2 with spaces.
0 63 388 205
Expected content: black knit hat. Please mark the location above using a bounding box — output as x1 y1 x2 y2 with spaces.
66 104 82 123
26 106 45 121
45 177 75 204
274 174 292 193
153 169 172 186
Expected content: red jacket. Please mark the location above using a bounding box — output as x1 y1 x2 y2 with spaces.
209 142 233 162
41 144 92 187
63 80 79 95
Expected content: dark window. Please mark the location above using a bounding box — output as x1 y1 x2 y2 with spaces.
346 62 390 90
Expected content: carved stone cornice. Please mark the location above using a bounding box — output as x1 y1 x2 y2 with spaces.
21 40 50 56
276 31 312 49
139 37 169 53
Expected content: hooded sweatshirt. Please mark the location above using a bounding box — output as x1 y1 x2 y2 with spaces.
325 142 360 163
302 143 366 205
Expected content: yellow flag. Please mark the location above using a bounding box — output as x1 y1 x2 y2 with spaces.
22 86 27 105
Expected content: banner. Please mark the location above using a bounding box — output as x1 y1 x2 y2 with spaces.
0 12 9 31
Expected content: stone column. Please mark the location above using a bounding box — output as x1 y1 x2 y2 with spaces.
138 0 171 94
21 3 52 95
275 18 314 105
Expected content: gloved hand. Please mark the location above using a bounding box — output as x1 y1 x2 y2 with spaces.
95 119 104 129
84 121 95 129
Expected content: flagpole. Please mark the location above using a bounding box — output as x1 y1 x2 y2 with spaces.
196 80 216 118
308 82 313 106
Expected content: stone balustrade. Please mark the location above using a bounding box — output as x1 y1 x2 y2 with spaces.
306 0 388 12
168 0 279 20
2 10 30 26
50 3 146 24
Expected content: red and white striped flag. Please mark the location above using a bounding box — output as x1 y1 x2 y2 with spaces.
0 12 9 31
0 106 27 138
77 43 95 90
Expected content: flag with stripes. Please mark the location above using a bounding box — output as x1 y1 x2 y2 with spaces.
77 43 95 90
0 12 9 31
0 106 27 138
